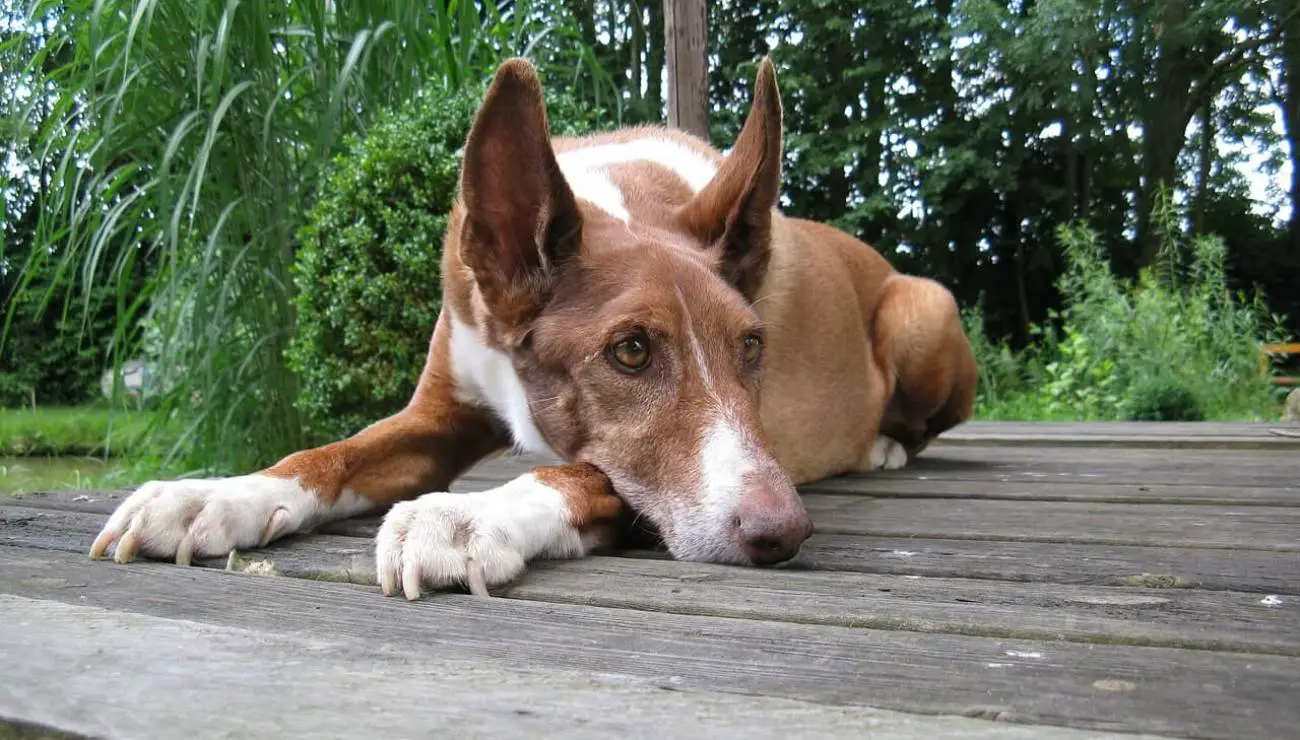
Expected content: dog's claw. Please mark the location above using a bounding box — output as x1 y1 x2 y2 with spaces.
465 558 490 598
113 529 141 564
89 526 120 560
259 508 291 547
402 562 423 601
175 532 195 566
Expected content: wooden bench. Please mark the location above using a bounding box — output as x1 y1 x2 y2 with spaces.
1261 342 1300 386
2 422 1299 739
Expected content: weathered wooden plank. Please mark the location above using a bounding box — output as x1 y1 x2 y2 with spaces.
799 478 1300 506
4 507 1298 654
12 475 1299 517
501 559 1300 656
296 522 1300 594
455 447 1300 490
953 421 1296 438
13 488 1299 551
325 495 1300 553
865 447 1300 488
933 434 1298 450
12 502 1300 593
798 497 1300 551
4 597 1150 740
3 547 1298 740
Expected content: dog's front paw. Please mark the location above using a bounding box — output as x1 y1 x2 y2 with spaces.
89 475 332 565
375 475 585 600
868 435 909 470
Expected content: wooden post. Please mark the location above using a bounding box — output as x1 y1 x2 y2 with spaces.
664 0 708 141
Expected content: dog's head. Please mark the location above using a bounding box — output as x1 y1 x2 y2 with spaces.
454 57 811 565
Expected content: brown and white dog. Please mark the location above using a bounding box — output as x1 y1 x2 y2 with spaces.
89 57 977 599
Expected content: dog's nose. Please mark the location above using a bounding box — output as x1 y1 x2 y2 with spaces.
734 498 813 566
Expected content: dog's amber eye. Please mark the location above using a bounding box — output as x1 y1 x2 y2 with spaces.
609 336 651 373
742 333 763 366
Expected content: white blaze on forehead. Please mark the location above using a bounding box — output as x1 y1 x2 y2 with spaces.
555 137 719 223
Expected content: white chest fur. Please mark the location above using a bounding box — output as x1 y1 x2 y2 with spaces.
447 316 556 456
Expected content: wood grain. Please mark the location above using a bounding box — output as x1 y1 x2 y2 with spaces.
799 497 1300 550
3 508 1297 656
663 0 709 139
11 505 1299 595
6 597 1157 740
3 547 1298 740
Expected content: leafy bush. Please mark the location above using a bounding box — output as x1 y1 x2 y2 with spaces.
1124 377 1204 422
287 86 607 442
967 218 1290 421
0 278 118 408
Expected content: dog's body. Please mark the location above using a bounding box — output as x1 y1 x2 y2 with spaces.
90 59 976 598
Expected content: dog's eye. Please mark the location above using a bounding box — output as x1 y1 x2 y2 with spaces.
609 335 651 373
742 333 764 366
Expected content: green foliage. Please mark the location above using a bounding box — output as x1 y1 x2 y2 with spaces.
0 406 156 456
0 283 116 408
967 218 1290 421
6 0 1300 472
1125 377 1204 422
286 86 607 442
9 0 615 473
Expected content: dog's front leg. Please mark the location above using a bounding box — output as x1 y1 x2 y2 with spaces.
88 344 509 566
375 463 624 600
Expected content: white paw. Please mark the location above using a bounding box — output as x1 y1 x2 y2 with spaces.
375 474 583 600
89 475 366 565
869 435 909 470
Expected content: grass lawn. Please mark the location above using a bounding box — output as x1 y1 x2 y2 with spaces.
0 406 184 495
0 406 156 457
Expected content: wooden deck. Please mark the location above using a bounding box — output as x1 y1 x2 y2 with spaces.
2 421 1298 739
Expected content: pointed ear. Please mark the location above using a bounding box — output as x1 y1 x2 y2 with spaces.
459 58 582 331
677 57 783 301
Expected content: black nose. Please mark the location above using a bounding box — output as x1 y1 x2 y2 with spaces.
734 504 814 565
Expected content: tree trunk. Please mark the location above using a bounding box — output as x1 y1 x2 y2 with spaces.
1137 0 1196 268
1007 0 1034 338
663 0 709 140
566 0 598 51
630 0 644 112
645 0 664 118
1192 94 1214 236
860 61 887 244
1076 47 1097 222
1284 7 1300 257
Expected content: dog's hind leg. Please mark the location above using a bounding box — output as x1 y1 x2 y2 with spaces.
870 274 978 463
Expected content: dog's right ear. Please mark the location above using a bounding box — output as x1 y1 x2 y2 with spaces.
459 58 583 333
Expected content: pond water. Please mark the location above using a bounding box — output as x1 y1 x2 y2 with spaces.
0 456 125 496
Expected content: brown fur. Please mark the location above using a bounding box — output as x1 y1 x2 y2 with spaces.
257 56 977 565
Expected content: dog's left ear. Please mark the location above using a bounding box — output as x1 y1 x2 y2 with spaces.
677 57 783 302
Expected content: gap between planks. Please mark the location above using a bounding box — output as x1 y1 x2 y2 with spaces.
3 546 1300 740
8 492 1299 552
6 502 1300 594
3 596 1158 740
2 507 1298 657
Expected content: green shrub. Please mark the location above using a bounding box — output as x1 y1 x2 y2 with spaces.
968 213 1290 421
287 86 607 442
1124 377 1204 421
